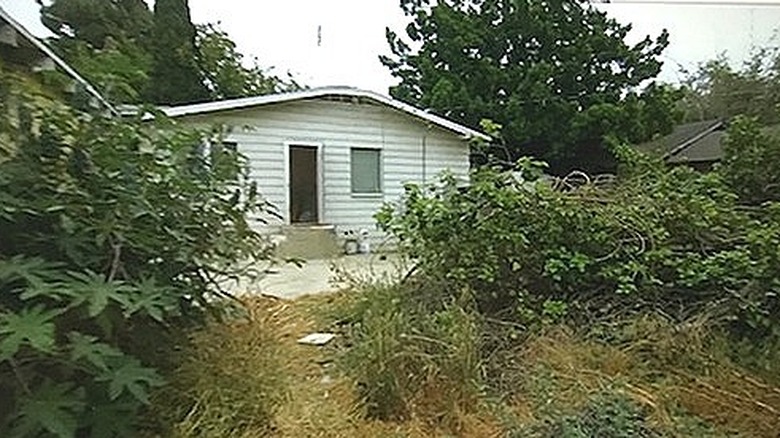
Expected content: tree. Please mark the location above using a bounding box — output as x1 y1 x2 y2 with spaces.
681 49 780 125
39 0 152 49
382 0 678 174
41 1 299 105
146 0 208 105
196 23 296 100
39 0 153 104
50 38 151 104
719 116 780 205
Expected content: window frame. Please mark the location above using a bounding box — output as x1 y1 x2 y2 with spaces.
350 147 383 196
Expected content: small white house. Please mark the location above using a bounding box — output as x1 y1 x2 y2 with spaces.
158 86 489 251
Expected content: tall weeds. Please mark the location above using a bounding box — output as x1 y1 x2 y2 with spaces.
337 282 483 424
147 299 287 437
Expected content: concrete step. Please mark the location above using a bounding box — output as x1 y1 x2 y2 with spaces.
275 224 342 260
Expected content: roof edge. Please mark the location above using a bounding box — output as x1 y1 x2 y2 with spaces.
0 6 116 115
158 86 491 142
663 119 725 160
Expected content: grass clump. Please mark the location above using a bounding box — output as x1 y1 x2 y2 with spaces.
332 277 780 437
336 282 483 425
130 287 779 437
146 298 287 437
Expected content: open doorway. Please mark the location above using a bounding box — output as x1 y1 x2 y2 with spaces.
288 145 319 223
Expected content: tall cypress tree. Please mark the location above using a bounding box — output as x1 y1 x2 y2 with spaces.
41 0 153 49
146 0 208 104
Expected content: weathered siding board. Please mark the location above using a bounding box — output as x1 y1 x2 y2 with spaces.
179 97 471 247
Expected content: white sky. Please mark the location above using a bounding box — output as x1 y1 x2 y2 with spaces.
2 0 780 93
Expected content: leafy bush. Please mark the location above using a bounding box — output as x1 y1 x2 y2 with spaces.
331 136 780 434
720 116 780 205
517 392 661 438
376 156 780 340
0 67 274 436
337 141 780 425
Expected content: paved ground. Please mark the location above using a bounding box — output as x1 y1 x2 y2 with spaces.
232 254 410 299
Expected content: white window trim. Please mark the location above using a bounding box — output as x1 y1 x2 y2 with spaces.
349 146 383 196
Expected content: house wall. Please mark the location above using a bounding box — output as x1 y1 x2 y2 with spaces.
179 97 471 248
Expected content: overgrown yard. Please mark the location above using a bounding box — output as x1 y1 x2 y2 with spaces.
145 291 780 437
145 294 505 438
142 123 780 436
5 51 780 437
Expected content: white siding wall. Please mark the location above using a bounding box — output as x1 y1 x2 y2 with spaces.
180 97 471 247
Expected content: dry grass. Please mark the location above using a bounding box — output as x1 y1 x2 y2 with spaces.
147 295 780 437
272 293 504 438
147 297 288 437
518 315 780 437
148 292 503 437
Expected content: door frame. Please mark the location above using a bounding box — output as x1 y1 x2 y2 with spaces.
283 141 323 225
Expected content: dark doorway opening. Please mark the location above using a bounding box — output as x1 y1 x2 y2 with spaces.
289 145 319 223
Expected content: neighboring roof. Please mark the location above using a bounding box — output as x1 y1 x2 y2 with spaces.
152 86 491 141
637 119 725 164
0 6 115 115
666 130 724 164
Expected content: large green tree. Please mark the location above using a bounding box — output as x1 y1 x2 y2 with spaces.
383 0 679 174
39 0 152 104
146 0 208 104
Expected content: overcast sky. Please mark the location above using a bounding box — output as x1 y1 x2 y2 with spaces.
2 0 780 93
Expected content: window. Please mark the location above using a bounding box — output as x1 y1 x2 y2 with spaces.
350 148 381 194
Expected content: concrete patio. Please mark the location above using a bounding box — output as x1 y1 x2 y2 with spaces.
232 254 410 299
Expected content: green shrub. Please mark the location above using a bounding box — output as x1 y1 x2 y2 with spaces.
376 155 780 340
720 116 780 205
515 391 662 438
0 67 274 436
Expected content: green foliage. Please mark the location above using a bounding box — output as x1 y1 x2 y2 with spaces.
384 0 680 174
517 392 661 438
720 116 780 205
331 112 780 434
41 0 153 49
196 23 298 100
147 0 208 104
40 0 153 104
56 38 152 104
681 48 780 124
376 156 780 340
0 67 274 436
41 1 300 105
0 305 59 360
10 381 86 438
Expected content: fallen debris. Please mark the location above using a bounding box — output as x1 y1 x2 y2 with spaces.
297 332 336 346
